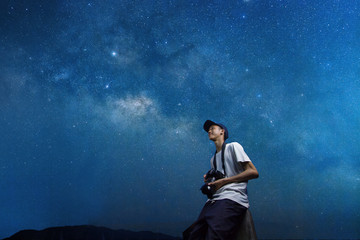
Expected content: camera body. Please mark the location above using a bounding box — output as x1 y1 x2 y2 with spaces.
200 168 225 199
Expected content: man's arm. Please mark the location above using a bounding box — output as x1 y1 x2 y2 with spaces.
208 161 259 191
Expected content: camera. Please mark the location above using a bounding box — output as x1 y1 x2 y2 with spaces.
200 168 225 199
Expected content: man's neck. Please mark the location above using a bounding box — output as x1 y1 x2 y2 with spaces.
214 139 225 153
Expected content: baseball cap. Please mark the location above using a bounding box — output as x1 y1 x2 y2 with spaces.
203 120 229 140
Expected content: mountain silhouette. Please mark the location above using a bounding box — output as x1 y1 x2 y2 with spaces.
3 225 181 240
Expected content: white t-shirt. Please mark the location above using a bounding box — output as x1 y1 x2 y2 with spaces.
209 142 252 208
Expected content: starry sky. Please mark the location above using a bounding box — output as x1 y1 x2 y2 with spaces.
1 0 360 239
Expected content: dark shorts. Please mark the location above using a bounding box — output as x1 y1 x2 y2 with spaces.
184 199 247 240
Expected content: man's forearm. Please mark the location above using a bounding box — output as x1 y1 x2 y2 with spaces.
209 162 259 191
223 168 259 185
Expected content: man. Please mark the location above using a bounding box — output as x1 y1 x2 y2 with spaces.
184 120 259 240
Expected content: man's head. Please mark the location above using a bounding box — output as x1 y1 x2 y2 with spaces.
203 120 229 141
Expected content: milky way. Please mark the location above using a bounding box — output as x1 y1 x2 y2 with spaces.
0 0 359 239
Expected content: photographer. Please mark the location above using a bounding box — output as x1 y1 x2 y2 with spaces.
183 120 259 240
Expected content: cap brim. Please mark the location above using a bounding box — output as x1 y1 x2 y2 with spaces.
203 120 217 132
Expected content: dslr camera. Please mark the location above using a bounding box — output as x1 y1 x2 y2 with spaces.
200 168 225 199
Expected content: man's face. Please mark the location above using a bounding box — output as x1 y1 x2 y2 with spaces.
208 125 224 141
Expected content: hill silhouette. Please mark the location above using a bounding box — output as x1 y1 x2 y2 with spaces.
3 225 181 240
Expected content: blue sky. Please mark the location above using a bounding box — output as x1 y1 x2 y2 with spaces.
0 0 359 238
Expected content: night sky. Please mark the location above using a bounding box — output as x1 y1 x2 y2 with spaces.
1 0 359 239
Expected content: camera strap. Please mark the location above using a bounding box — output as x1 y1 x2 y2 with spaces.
213 142 227 177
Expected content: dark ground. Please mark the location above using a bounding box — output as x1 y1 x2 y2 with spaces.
3 225 181 240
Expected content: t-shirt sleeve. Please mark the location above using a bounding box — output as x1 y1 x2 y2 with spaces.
230 142 251 163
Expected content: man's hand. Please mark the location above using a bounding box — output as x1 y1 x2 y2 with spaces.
208 178 227 191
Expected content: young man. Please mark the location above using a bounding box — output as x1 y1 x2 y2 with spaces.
184 120 259 240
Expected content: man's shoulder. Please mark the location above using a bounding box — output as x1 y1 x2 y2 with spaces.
226 142 244 151
226 142 251 162
227 142 243 148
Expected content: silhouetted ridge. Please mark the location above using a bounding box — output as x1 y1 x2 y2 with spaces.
3 225 181 240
